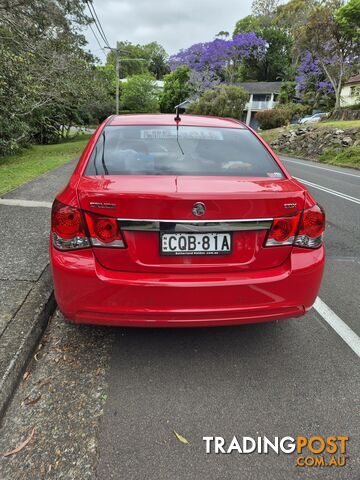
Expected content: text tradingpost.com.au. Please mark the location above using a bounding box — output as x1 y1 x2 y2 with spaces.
203 436 349 468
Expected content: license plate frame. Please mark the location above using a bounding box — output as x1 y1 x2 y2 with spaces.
160 232 232 256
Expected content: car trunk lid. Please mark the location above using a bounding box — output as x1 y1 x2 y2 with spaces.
77 175 305 273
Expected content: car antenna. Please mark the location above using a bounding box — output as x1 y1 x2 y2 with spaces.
174 105 184 155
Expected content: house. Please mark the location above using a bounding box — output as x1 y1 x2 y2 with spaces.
236 82 282 128
340 75 360 107
178 81 282 129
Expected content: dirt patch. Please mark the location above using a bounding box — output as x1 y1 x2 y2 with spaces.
0 310 115 480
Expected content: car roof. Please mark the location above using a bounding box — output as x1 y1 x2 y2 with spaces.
108 114 246 129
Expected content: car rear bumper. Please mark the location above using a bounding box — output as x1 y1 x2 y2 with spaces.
50 246 324 327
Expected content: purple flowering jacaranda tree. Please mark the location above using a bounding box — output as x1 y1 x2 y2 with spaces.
169 32 267 91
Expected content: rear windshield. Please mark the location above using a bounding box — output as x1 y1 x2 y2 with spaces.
85 125 284 178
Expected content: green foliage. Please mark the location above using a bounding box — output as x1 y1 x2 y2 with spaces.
335 0 360 41
296 1 359 109
0 0 112 156
274 0 317 34
121 74 160 113
106 41 170 80
233 15 263 35
278 102 312 117
187 85 249 118
255 109 292 129
278 82 297 104
319 145 360 168
160 66 193 113
251 0 280 16
233 15 293 82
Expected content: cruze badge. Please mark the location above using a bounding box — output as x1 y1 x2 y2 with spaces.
192 202 206 217
89 202 116 209
284 203 297 209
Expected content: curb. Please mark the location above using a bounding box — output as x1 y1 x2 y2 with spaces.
0 265 55 418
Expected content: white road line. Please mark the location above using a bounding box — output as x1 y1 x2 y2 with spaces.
295 177 360 205
314 297 360 358
0 198 52 208
283 158 360 178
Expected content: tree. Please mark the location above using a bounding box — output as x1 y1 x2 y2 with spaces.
252 0 279 16
187 85 249 119
277 81 297 104
143 42 170 80
106 41 170 80
335 0 360 42
121 74 159 113
275 0 317 35
216 31 230 38
297 1 360 109
160 66 193 113
0 0 112 154
234 15 293 82
169 33 266 86
295 51 335 109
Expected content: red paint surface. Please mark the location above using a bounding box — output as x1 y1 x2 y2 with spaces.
50 114 325 327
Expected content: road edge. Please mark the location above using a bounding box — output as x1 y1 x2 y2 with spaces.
0 265 55 418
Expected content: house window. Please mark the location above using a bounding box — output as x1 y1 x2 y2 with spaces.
252 94 267 102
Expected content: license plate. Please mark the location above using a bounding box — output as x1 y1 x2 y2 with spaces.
160 232 232 256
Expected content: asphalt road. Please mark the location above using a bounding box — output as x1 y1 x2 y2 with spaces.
96 155 360 479
0 155 359 479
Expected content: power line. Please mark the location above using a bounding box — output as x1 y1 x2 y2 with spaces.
88 1 111 48
85 0 111 49
88 21 106 54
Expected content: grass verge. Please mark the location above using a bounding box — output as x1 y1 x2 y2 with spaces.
319 146 360 168
259 119 360 169
0 134 91 196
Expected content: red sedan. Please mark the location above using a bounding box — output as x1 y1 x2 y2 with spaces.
50 114 325 327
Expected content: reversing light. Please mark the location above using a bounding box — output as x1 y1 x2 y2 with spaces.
294 204 325 248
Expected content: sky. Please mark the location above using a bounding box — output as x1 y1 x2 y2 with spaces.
84 0 253 64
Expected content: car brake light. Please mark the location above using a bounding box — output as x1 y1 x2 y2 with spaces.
84 211 125 247
294 204 325 248
51 201 126 250
51 200 90 250
265 213 301 246
265 204 325 249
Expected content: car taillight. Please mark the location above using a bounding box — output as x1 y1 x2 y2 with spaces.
294 204 325 248
265 204 325 249
84 211 125 247
265 213 301 246
51 200 90 250
51 201 126 250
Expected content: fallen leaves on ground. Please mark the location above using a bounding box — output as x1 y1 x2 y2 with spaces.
22 371 31 382
173 431 190 445
23 394 42 406
1 428 35 457
37 377 51 389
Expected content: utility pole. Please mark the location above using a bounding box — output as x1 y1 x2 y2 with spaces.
105 44 148 115
115 41 120 115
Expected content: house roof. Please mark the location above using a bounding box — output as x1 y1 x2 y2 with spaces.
345 74 360 85
235 82 282 94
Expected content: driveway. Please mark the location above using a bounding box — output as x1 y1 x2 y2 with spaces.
0 156 359 480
